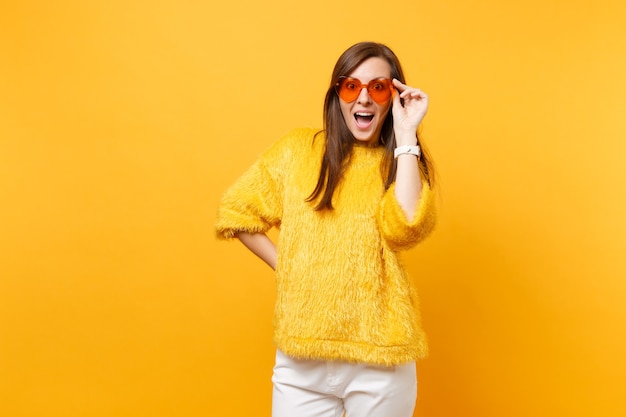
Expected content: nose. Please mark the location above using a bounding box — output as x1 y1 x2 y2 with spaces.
356 86 372 104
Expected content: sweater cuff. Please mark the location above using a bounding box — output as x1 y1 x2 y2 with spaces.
215 208 274 240
377 181 436 251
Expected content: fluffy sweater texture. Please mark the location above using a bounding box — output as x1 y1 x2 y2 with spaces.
215 128 436 365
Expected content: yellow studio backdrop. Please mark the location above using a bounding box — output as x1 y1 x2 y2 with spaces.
1 0 625 416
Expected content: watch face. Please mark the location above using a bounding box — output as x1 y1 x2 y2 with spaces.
394 146 420 159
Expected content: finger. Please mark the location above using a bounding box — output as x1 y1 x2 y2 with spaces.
393 78 424 95
392 78 408 92
402 90 428 102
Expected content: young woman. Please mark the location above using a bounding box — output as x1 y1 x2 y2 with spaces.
216 41 436 417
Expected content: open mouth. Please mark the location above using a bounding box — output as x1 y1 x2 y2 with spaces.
354 112 374 127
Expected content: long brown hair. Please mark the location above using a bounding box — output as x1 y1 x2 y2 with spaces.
307 42 435 210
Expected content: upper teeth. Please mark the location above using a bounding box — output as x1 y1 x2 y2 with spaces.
356 113 372 117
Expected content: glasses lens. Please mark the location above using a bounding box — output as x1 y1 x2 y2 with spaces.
336 77 362 102
335 77 392 104
367 79 392 104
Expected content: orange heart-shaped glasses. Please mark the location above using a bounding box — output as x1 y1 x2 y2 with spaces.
335 77 394 104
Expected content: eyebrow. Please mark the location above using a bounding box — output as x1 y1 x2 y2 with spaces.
345 76 390 81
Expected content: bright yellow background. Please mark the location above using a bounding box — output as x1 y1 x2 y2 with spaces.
1 1 625 416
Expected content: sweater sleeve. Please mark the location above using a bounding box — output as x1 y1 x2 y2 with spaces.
215 143 286 240
376 179 436 251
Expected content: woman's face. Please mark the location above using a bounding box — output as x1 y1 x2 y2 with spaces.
338 57 393 146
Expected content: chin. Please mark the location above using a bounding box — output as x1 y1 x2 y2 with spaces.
354 135 376 144
350 128 380 145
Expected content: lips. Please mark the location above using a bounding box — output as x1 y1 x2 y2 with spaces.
354 112 374 128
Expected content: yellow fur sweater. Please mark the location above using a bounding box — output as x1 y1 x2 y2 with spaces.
215 128 436 365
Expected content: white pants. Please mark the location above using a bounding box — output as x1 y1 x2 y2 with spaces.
271 350 417 417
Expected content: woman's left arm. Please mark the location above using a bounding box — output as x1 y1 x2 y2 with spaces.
391 79 429 221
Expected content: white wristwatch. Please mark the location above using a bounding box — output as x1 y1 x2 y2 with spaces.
394 145 421 159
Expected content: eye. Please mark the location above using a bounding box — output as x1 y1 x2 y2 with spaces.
346 81 358 90
371 82 385 90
